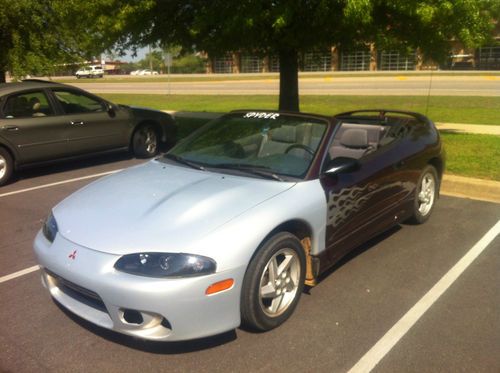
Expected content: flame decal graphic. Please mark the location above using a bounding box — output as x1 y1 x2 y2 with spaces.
327 184 374 228
327 181 415 228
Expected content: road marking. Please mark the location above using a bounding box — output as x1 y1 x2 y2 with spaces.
348 219 500 373
0 169 122 198
0 265 39 284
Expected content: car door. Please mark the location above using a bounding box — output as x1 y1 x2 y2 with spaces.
0 89 69 163
50 89 130 155
319 126 412 264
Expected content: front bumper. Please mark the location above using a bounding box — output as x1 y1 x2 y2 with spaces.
33 231 245 341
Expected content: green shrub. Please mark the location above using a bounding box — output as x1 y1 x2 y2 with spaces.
171 55 206 74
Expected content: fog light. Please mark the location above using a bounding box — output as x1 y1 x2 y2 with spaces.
122 309 144 324
206 279 234 295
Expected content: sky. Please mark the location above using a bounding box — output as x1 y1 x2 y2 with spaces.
122 47 149 62
115 46 150 62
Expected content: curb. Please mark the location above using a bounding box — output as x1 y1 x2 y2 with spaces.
435 123 500 136
441 175 500 204
165 110 223 119
164 110 500 204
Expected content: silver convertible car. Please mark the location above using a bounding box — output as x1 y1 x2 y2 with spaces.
34 109 444 341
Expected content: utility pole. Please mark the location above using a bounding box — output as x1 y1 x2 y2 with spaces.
149 45 153 71
165 53 172 94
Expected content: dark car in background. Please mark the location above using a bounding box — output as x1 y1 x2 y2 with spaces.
0 80 176 185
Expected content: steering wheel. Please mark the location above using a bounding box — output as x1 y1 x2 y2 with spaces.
285 144 315 156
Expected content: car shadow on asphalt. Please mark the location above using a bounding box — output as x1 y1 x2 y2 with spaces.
11 143 176 185
311 225 402 289
11 152 146 186
53 300 237 354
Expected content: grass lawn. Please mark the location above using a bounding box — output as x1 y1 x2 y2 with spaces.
440 133 500 181
101 94 500 126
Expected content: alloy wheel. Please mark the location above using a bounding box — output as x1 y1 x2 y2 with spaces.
259 248 301 317
418 172 435 216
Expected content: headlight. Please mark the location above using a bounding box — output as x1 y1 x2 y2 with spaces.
114 253 216 278
42 212 58 242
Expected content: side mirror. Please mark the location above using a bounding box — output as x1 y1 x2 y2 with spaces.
322 157 360 176
106 103 116 117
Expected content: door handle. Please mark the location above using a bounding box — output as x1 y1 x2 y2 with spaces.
1 125 19 131
70 121 84 126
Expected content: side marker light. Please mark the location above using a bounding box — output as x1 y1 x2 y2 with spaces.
206 279 234 295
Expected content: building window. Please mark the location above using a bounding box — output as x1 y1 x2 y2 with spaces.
477 46 500 70
213 55 233 73
303 51 331 72
340 50 371 71
269 56 280 72
241 55 263 73
379 50 416 71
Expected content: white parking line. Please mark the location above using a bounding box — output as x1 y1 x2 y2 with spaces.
0 265 39 284
348 219 500 373
0 170 122 198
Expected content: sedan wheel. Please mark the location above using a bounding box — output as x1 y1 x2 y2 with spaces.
0 148 13 186
409 165 438 224
132 125 159 158
241 232 305 331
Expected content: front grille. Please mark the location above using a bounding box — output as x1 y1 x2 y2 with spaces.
46 269 107 313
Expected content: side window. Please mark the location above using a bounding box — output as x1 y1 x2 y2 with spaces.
3 91 54 118
52 90 105 114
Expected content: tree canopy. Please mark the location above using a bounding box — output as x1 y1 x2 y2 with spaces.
1 1 497 110
104 0 496 111
0 0 104 82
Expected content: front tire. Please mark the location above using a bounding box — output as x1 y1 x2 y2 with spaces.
241 232 306 331
132 124 159 158
408 165 438 224
0 147 14 186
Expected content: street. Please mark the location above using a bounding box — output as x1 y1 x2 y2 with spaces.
69 75 500 96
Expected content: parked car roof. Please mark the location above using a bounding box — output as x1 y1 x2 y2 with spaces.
0 80 69 95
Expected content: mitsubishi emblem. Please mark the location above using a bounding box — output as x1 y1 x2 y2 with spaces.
68 250 77 260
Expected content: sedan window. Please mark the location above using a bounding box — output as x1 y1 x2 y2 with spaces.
52 90 105 114
2 91 54 118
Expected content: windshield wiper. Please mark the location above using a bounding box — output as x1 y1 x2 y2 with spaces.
163 154 205 170
210 163 284 181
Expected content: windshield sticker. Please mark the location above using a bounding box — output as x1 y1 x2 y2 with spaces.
244 112 280 120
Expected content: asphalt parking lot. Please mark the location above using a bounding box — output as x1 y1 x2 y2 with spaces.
1 154 499 373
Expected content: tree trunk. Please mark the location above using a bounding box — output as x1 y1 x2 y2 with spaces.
0 69 6 83
278 49 299 112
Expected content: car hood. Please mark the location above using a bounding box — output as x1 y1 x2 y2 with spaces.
54 160 295 255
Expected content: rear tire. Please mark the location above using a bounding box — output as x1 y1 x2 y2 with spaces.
408 165 438 224
0 147 14 187
132 124 160 158
241 232 306 331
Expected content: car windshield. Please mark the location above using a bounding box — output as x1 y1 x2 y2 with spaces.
165 112 328 179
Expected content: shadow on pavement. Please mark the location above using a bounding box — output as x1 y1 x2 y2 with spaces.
13 152 138 183
314 225 402 287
